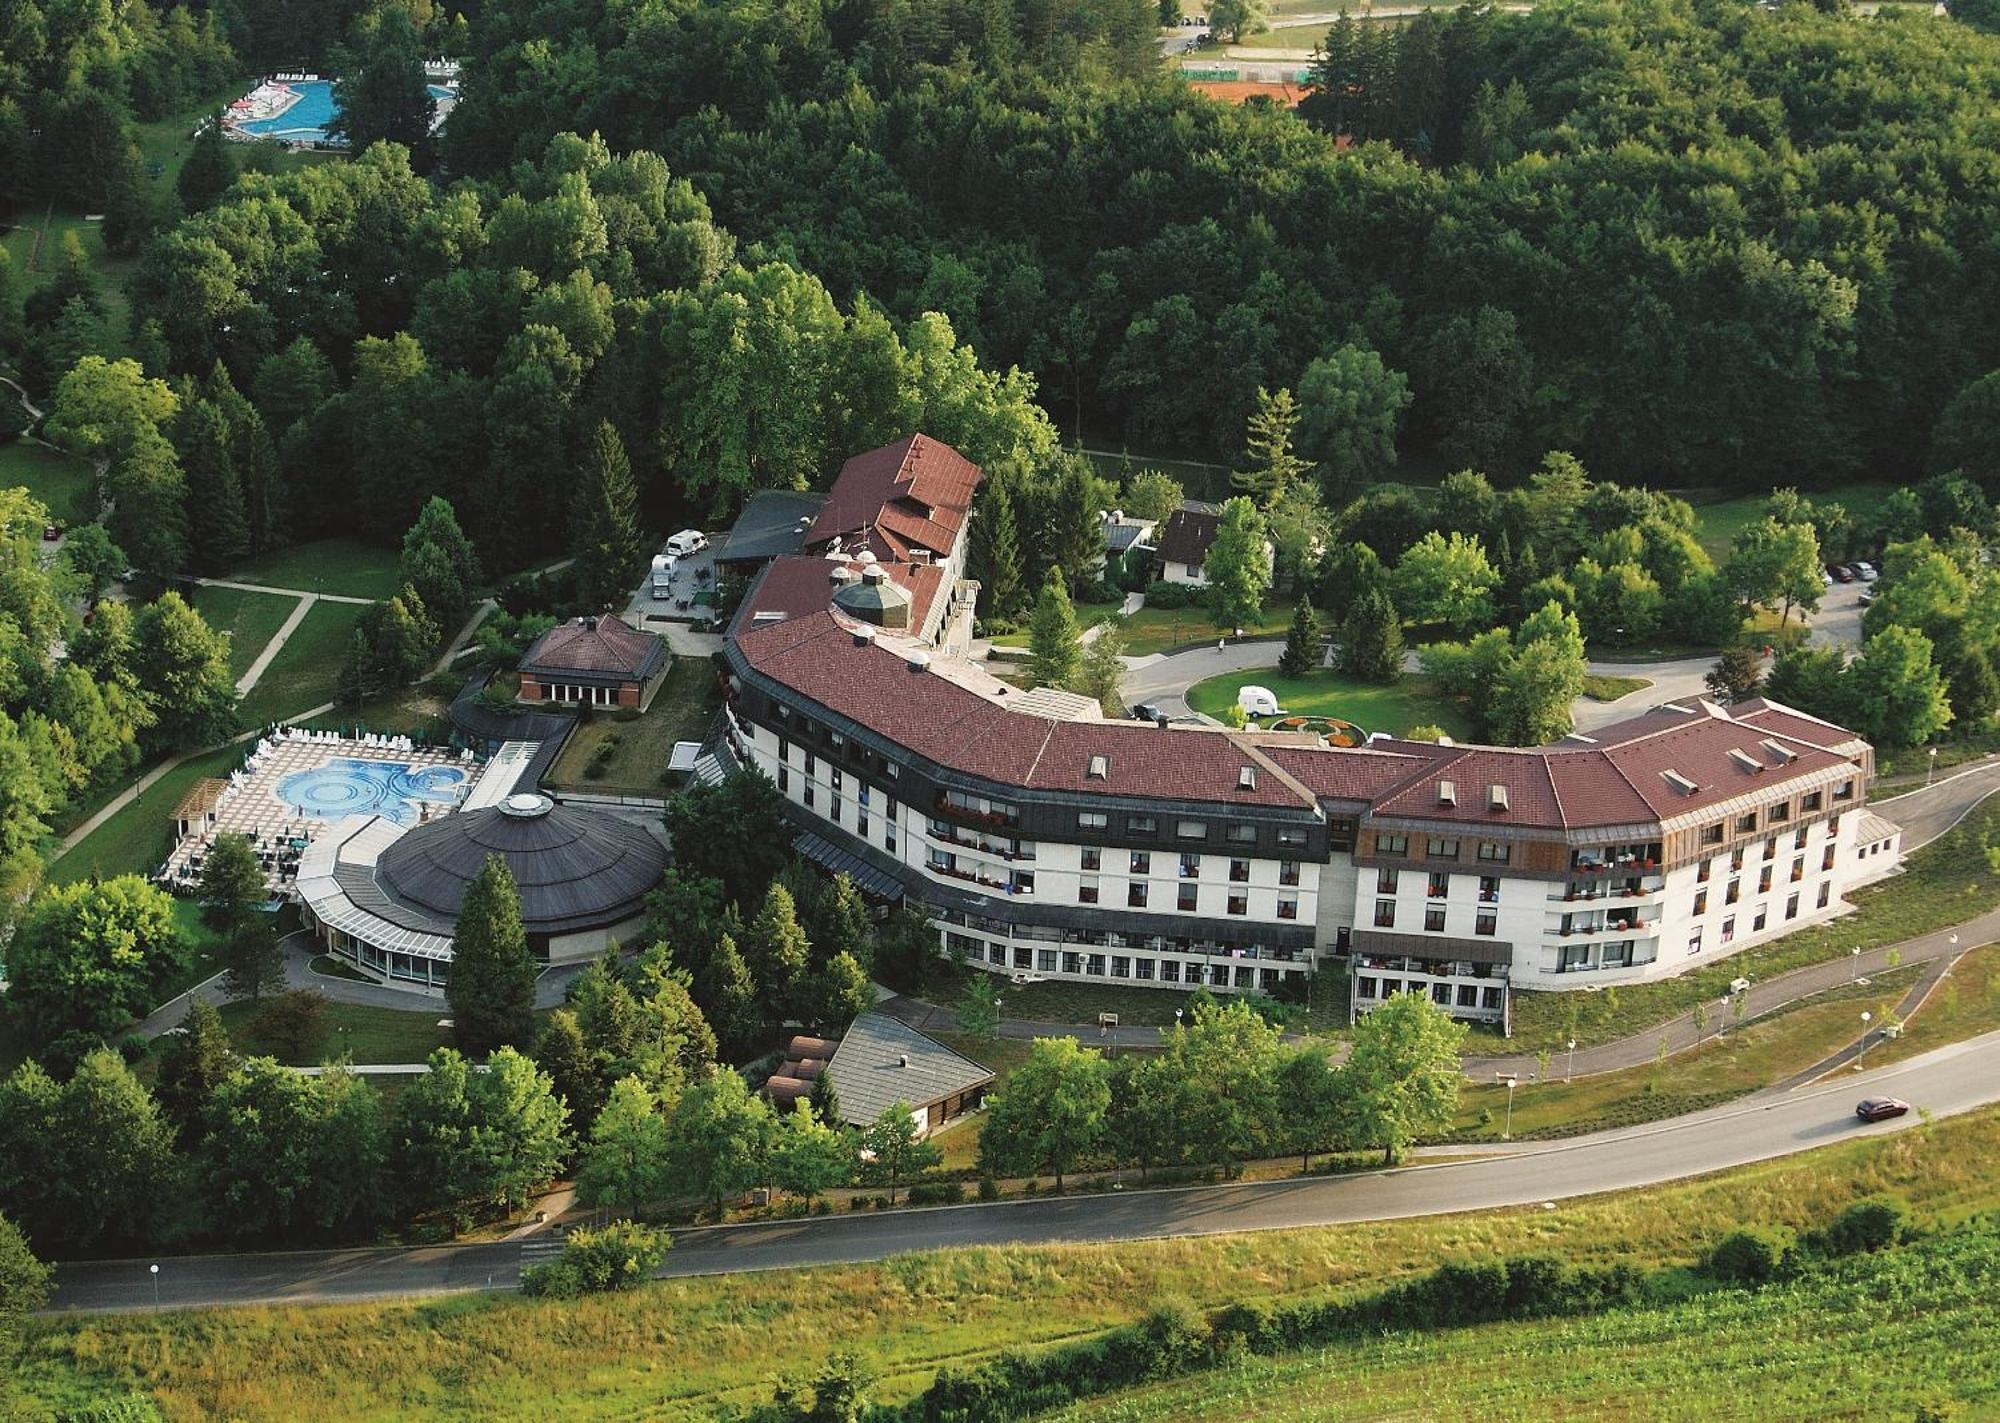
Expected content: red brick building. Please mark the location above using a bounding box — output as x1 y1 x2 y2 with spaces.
517 614 667 709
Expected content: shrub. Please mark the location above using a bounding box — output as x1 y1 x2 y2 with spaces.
907 1179 964 1206
521 1220 671 1297
1705 1226 1795 1284
1810 1197 1909 1257
1143 579 1199 610
977 1175 1000 1202
584 762 607 779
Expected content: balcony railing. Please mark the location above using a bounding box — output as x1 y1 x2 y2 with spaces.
924 821 1034 862
926 860 1033 896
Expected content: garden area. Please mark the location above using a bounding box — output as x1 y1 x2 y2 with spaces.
543 658 723 797
1185 668 1472 742
1686 481 1899 563
238 599 371 725
215 998 453 1068
190 585 301 684
221 538 406 601
0 439 96 526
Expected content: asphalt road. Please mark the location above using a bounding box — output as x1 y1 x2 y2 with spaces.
48 1030 2000 1315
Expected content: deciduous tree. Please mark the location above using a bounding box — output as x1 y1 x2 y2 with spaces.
976 1036 1109 1189
1204 497 1271 631
1341 992 1465 1164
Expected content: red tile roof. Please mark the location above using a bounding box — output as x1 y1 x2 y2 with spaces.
806 434 981 564
737 553 949 638
519 614 665 681
731 613 1869 831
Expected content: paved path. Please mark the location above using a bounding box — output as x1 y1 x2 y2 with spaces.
432 598 495 676
193 577 373 606
1874 756 2000 848
234 594 314 695
1769 945 1967 1092
45 1029 2000 1313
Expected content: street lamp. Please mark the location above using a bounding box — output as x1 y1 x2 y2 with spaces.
1857 1011 1873 1072
1850 945 1861 984
149 1263 159 1308
1927 746 1938 789
1496 1072 1518 1141
1565 1038 1576 1084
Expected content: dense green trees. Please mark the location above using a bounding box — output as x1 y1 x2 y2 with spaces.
446 856 539 1055
1027 566 1084 689
199 834 284 1001
1204 497 1272 631
978 1037 1112 1189
3 876 184 1049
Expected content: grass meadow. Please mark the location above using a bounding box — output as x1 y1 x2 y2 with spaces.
0 440 97 525
237 598 369 725
16 1107 2000 1421
189 585 301 684
1185 668 1473 741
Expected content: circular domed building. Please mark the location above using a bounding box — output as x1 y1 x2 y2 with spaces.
296 792 667 991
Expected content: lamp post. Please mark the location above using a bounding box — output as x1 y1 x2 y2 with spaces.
1496 1072 1518 1141
1927 746 1938 788
1850 945 1861 984
149 1263 159 1308
1565 1038 1576 1084
1857 1011 1872 1072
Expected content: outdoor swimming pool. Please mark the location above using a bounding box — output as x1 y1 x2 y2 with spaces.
233 80 457 144
277 758 468 826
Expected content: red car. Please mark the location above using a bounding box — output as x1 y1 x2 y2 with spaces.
1855 1096 1909 1123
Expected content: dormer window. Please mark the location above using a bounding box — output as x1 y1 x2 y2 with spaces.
1662 770 1698 796
1087 754 1108 780
1487 783 1509 812
1237 765 1257 790
1728 748 1762 773
1436 780 1458 807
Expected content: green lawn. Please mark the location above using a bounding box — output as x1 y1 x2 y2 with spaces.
1509 798 2000 1054
989 599 1123 649
190 586 302 683
238 599 370 725
17 1106 2000 1422
215 998 452 1067
222 539 403 600
1581 673 1651 702
0 440 97 526
1185 667 1472 741
1688 482 1900 563
543 658 723 797
1081 446 1236 504
1866 941 2000 1071
1121 597 1296 657
48 745 244 887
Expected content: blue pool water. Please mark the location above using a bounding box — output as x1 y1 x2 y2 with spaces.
235 81 456 144
276 758 468 826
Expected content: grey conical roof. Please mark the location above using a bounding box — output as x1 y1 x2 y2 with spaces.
374 794 665 935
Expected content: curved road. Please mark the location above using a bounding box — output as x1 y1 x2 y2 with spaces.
46 1030 2000 1314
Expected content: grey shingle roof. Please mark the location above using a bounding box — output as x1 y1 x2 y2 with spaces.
826 1012 994 1129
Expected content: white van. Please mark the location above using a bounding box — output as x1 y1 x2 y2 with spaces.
1237 685 1283 718
665 530 707 558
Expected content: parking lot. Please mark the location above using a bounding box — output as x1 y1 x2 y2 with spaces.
623 534 720 627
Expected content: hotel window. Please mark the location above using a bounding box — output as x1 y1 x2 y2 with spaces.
1424 906 1447 933
1560 943 1591 972
1111 956 1130 979
1758 865 1773 893
1378 867 1399 894
1129 882 1148 908
856 814 868 839
1602 942 1635 968
1726 877 1740 905
1768 800 1790 823
1475 908 1497 937
1693 889 1708 917
1135 958 1155 980
1478 876 1499 902
1081 846 1101 871
1377 833 1409 855
1374 899 1397 928
1130 851 1150 875
829 730 845 749
1817 882 1831 909
803 785 815 809
1012 871 1035 896
1730 847 1745 872
1828 813 1842 836
1721 915 1736 944
778 736 791 765
1277 894 1298 920
1477 841 1511 864
1086 954 1106 977
1063 952 1082 974
1753 905 1768 932
1688 928 1704 956
858 786 871 808
1696 857 1712 883
1179 852 1202 878
1177 820 1207 840
1793 826 1808 851
1228 892 1249 916
1736 812 1757 834
1078 811 1108 831
1427 871 1450 899
1127 814 1157 834
830 767 842 792
1822 844 1836 872
1835 778 1855 801
1786 892 1800 921
1790 856 1805 884
1427 837 1460 859
1357 976 1378 1000
1329 816 1358 851
1177 883 1199 912
1079 876 1100 904
885 822 897 854
1277 827 1308 849
777 767 789 794
1764 836 1777 861
1229 858 1251 882
1160 960 1181 984
1700 822 1724 845
1013 946 1031 969
1280 859 1300 886
1802 790 1823 812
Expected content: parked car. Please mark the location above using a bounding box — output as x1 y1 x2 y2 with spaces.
1853 561 1879 582
664 529 708 558
1130 701 1163 723
1859 590 1875 606
41 524 59 542
1830 564 1854 583
1855 1096 1909 1123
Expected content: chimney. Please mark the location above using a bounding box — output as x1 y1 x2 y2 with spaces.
906 651 931 674
897 1054 909 1068
851 626 874 647
862 564 887 584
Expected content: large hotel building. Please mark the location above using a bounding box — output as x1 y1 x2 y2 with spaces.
714 436 1903 1029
